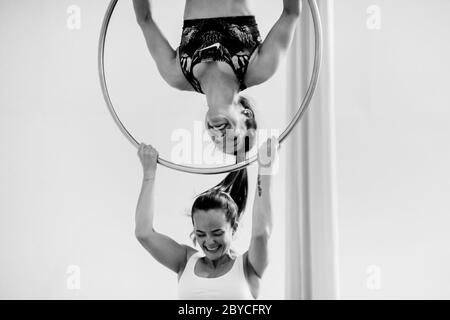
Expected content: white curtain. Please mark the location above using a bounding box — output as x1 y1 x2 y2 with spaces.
285 0 339 300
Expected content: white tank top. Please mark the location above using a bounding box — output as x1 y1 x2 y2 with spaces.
178 252 254 300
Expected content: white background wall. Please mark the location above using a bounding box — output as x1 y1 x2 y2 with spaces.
0 0 288 299
2 0 449 300
334 0 450 299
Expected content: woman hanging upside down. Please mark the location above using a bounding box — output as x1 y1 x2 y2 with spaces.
133 0 301 156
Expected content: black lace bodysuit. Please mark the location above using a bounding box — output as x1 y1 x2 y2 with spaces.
178 16 262 94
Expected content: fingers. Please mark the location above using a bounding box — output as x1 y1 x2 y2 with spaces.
257 136 280 175
138 143 144 154
260 136 279 152
269 136 280 151
267 136 279 152
137 143 159 158
266 138 272 158
257 136 280 165
137 143 155 152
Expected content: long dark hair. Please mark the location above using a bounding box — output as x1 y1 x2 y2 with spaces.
193 168 248 216
239 95 257 155
191 169 247 235
191 95 257 232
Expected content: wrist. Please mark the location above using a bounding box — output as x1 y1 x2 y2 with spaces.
258 165 276 176
143 173 156 181
258 155 279 175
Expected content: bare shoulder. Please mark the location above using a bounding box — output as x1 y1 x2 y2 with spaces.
165 48 196 92
244 10 299 88
181 245 198 265
185 245 198 260
177 245 198 280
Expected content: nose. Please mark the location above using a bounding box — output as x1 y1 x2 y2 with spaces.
205 236 216 245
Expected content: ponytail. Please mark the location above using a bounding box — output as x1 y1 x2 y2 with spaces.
208 168 248 218
191 94 256 227
191 168 248 232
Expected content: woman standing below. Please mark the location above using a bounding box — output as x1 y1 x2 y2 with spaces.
135 137 279 299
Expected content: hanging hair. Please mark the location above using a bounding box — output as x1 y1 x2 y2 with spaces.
191 168 248 231
238 94 257 154
191 95 257 236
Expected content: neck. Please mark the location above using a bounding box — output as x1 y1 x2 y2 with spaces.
202 69 239 110
204 250 233 269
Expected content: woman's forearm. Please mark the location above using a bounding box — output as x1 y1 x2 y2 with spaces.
283 0 301 16
135 175 156 236
251 170 273 237
133 0 152 23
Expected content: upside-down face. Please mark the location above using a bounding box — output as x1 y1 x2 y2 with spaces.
205 102 256 156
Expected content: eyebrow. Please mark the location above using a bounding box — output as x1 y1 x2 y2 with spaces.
195 229 223 233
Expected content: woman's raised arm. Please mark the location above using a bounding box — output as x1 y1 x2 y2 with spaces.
283 0 302 15
132 0 152 23
244 0 301 88
132 1 191 90
247 137 279 278
135 143 193 274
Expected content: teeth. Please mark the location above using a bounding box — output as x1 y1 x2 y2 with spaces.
210 123 227 131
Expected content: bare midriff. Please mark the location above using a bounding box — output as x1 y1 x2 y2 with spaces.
183 0 252 20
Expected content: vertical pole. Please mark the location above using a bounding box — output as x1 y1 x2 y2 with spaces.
285 0 339 300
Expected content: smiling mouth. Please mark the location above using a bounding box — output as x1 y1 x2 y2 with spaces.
204 245 220 253
208 121 227 128
208 123 230 135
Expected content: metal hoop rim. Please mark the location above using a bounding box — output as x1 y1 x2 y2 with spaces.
98 0 323 175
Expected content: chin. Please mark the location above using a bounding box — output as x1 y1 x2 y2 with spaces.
203 247 224 259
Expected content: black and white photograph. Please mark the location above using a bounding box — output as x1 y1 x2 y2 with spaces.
1 0 449 301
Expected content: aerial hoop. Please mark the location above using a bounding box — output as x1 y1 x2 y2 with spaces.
98 0 323 175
